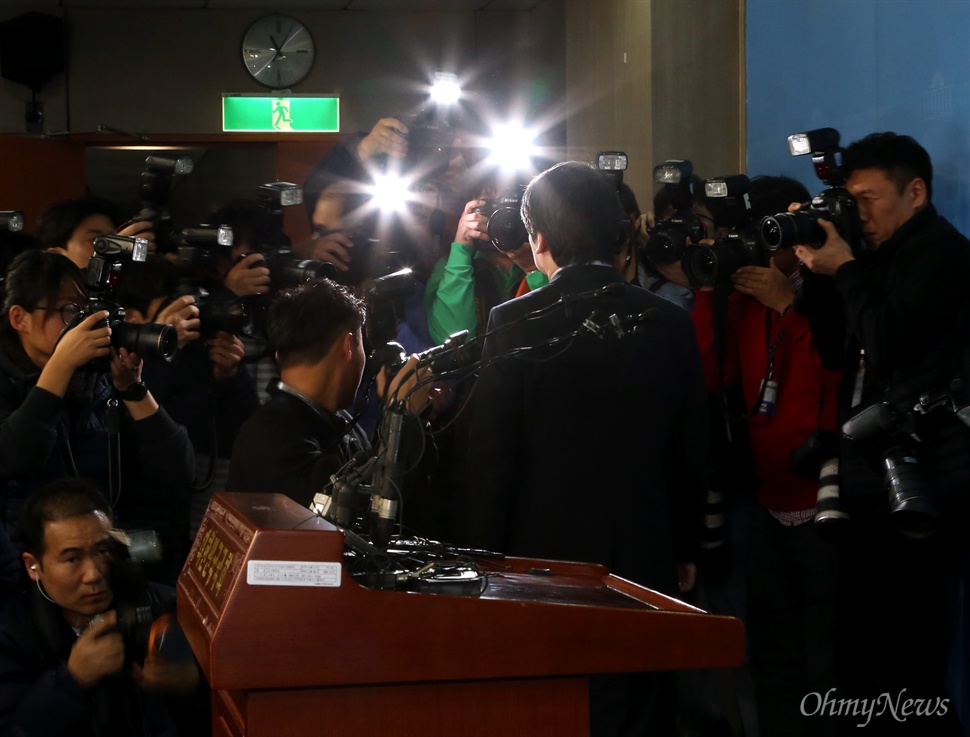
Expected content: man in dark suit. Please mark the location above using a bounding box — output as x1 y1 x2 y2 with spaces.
455 161 708 737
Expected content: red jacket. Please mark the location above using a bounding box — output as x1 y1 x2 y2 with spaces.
692 289 842 512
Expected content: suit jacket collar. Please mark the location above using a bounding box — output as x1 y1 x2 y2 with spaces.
548 263 625 289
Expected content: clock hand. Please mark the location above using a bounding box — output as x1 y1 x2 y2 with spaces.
268 34 284 60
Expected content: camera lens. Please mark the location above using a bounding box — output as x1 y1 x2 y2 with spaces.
487 207 527 252
114 322 178 363
883 446 939 539
759 211 825 250
200 298 251 337
814 458 850 540
644 230 686 267
682 244 719 288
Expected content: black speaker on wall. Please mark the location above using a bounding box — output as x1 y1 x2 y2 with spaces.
0 12 65 92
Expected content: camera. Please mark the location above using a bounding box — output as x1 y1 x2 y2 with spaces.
260 247 337 292
132 155 195 254
173 225 233 278
68 235 178 371
645 160 707 267
100 531 194 663
842 401 939 540
475 185 528 252
68 299 177 371
682 175 764 289
790 429 848 538
366 267 418 347
0 210 24 232
400 109 455 180
759 128 862 251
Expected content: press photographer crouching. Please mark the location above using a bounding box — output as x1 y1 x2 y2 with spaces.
0 250 195 578
794 131 970 734
0 479 206 737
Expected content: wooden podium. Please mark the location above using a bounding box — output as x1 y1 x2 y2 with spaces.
178 493 744 737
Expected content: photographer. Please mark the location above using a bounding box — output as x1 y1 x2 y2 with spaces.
0 250 194 547
455 162 708 737
795 132 970 734
227 278 431 510
424 179 547 345
301 117 464 289
0 479 205 736
113 255 258 550
37 196 156 271
692 175 844 736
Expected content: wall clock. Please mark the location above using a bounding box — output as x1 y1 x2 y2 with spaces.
242 14 315 90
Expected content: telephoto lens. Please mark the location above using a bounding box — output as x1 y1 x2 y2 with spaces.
813 458 849 540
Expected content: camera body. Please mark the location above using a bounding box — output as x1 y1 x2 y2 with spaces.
401 110 455 180
646 213 708 267
682 227 765 289
173 225 233 281
68 298 177 372
475 185 528 253
133 155 194 254
681 175 763 289
645 159 705 267
759 127 862 251
260 247 337 292
841 401 939 539
71 235 177 371
760 187 861 251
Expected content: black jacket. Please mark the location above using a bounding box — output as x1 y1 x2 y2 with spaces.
0 580 189 737
829 205 970 512
226 380 370 509
455 264 709 595
0 337 196 536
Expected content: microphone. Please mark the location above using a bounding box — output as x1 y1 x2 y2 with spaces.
370 408 406 547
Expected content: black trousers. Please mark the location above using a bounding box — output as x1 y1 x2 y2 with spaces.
747 507 841 737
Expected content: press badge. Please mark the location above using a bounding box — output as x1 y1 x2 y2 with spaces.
758 379 779 417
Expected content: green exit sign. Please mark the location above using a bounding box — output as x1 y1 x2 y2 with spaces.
222 95 339 132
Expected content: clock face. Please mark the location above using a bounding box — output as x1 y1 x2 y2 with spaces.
242 15 315 90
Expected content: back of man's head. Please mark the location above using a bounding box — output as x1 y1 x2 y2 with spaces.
521 161 624 267
267 278 365 370
36 196 122 250
748 175 812 222
844 132 933 201
20 479 112 558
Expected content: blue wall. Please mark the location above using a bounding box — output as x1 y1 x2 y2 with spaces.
746 0 970 237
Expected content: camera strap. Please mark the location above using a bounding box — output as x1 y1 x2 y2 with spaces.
105 398 122 509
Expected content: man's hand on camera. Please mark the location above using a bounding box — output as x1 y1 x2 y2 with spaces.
224 253 271 297
732 260 794 314
154 294 200 348
378 355 433 416
117 220 157 254
794 219 854 276
53 311 113 372
358 118 409 161
454 199 490 249
133 653 201 696
67 610 125 689
207 331 245 381
300 231 355 273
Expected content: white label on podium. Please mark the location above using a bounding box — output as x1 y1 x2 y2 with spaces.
246 560 342 587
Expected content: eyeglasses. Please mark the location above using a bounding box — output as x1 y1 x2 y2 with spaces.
36 303 81 326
